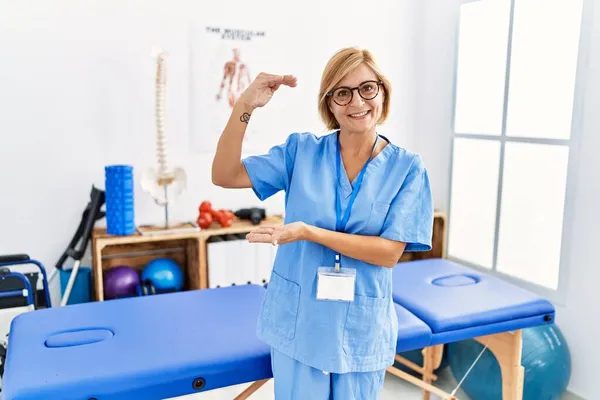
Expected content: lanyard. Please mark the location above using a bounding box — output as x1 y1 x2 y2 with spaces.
334 132 379 271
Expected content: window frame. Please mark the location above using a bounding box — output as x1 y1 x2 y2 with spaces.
446 0 592 305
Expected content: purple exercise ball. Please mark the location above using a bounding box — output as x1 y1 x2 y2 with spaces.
104 266 140 299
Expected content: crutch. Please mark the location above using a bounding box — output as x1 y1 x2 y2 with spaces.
49 185 105 306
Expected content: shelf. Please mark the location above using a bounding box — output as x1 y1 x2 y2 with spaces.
91 215 284 301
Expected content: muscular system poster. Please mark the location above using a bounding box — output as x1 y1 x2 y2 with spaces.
190 25 270 154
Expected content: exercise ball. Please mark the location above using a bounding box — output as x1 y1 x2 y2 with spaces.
447 324 571 400
104 266 140 299
141 258 184 293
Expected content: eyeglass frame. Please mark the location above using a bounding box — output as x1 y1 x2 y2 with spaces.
325 80 384 106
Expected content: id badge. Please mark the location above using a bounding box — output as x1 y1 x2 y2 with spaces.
316 267 356 302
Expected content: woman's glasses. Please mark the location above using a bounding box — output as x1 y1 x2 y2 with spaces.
326 80 383 106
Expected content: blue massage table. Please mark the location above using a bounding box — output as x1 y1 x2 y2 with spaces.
0 258 555 400
388 258 555 400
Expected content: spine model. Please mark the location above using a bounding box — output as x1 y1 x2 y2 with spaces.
154 49 170 184
141 47 188 228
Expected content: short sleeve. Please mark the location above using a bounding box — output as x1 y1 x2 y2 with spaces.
380 155 434 252
241 133 299 201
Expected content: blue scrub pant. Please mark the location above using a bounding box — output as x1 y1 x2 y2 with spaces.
270 347 386 399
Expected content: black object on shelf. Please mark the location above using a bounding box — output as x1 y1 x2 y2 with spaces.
234 208 266 225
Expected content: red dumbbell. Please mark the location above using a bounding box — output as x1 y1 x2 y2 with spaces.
197 201 235 228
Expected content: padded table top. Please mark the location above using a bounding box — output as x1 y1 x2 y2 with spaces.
2 285 271 400
394 303 432 353
392 258 555 337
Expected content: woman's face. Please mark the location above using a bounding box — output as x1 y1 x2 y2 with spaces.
328 63 385 134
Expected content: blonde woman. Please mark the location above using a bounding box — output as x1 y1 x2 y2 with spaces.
212 47 434 399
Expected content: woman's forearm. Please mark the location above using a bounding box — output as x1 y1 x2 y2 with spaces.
303 224 406 268
211 101 255 188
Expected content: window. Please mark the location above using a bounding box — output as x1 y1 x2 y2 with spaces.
448 0 585 296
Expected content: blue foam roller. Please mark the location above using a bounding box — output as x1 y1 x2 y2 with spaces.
105 165 135 236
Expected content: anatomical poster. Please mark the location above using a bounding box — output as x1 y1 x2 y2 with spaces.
190 25 271 154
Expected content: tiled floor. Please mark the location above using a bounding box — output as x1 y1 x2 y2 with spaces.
169 367 471 400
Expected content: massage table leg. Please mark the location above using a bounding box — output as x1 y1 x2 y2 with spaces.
421 345 444 400
386 364 457 400
475 329 524 400
387 331 523 400
233 378 271 400
388 346 444 399
392 353 438 382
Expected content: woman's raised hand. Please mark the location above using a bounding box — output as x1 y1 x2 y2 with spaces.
238 73 297 109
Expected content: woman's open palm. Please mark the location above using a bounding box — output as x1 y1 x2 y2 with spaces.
239 73 297 109
246 222 306 246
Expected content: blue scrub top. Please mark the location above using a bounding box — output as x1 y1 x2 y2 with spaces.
241 131 434 374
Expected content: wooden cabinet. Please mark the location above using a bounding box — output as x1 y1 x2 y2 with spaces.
90 215 284 301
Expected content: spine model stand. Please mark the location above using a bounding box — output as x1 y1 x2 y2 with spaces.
141 47 187 228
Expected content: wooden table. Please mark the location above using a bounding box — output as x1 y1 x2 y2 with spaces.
91 215 284 301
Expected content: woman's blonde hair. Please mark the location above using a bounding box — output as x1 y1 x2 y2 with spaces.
318 47 392 131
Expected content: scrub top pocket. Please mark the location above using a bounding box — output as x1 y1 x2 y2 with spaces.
261 270 301 342
342 294 392 357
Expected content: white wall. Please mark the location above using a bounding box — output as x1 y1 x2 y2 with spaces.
414 1 597 398
411 1 459 212
0 0 421 303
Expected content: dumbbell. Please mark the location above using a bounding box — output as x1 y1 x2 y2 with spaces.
136 279 156 296
197 201 235 229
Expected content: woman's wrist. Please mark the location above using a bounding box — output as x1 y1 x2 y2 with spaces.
300 222 314 241
234 99 256 117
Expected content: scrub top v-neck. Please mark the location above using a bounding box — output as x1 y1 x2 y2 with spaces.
337 134 391 198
